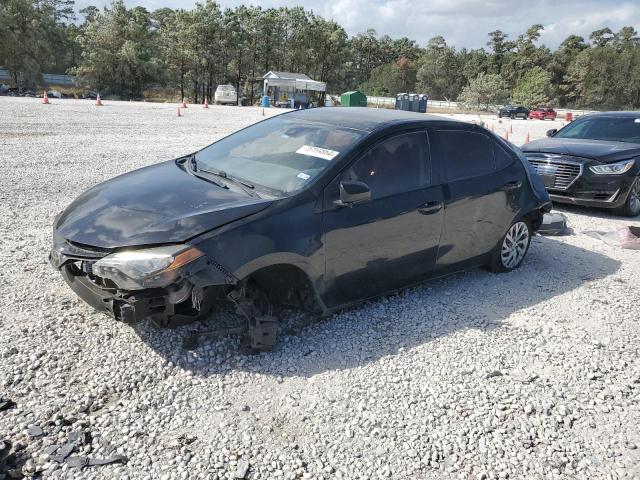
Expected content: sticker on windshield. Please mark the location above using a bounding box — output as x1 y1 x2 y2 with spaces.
296 145 340 161
297 172 311 180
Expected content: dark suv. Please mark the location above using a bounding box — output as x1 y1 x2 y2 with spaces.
522 112 640 217
50 109 550 349
499 105 530 119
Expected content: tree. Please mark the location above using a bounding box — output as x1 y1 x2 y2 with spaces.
510 67 553 107
73 0 159 98
457 73 509 111
361 58 416 96
0 0 52 87
416 36 463 99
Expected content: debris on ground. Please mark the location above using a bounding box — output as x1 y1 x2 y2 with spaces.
584 226 640 249
538 212 571 235
235 459 250 479
0 398 16 412
26 425 44 437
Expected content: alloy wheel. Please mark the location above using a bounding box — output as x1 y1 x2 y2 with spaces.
630 179 640 215
501 221 530 269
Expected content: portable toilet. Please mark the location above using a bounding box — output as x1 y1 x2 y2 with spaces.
418 94 428 113
340 90 367 107
409 94 420 112
401 94 408 111
395 93 406 110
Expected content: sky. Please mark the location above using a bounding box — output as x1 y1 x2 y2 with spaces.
74 0 640 50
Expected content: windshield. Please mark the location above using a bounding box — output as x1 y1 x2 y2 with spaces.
195 115 366 194
554 116 640 144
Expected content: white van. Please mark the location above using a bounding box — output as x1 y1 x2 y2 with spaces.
214 85 237 105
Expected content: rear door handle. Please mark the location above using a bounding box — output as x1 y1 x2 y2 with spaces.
502 181 522 190
418 201 443 215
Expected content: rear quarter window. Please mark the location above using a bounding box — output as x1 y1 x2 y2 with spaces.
438 130 495 181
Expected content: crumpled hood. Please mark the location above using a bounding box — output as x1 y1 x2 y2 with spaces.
522 138 640 163
55 160 272 249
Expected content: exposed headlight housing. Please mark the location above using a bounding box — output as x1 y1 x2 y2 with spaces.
92 245 204 290
589 159 635 175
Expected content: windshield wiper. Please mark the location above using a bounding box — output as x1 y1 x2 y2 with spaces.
198 167 259 198
187 157 229 189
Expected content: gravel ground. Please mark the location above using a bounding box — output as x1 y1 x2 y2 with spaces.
0 97 639 480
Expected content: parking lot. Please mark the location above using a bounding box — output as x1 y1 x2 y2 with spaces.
1 97 639 479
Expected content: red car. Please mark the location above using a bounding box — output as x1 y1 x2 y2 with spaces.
529 107 557 120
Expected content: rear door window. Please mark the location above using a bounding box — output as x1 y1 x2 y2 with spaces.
438 130 495 181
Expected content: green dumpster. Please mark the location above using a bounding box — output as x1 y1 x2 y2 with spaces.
340 90 367 107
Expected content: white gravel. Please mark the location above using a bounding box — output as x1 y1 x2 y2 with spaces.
1 97 639 480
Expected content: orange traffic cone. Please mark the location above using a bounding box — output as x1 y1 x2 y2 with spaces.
96 93 103 106
503 131 509 141
177 106 182 117
523 131 530 144
42 91 50 104
203 97 209 109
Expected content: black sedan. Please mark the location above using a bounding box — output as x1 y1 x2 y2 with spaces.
498 105 530 119
522 112 640 217
50 108 550 349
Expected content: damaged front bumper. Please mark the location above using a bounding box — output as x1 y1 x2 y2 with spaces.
50 239 237 327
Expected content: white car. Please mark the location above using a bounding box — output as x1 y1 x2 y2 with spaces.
214 85 237 105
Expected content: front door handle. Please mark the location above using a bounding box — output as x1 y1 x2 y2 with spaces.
418 201 443 215
502 181 522 191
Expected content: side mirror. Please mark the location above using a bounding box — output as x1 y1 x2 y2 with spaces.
546 128 558 137
335 181 371 207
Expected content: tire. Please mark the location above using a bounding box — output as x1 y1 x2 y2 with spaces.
614 177 640 217
486 220 532 273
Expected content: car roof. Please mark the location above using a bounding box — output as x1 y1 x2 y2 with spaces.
281 107 456 132
586 111 640 117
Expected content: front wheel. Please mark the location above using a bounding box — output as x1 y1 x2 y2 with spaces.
614 178 640 217
487 220 532 272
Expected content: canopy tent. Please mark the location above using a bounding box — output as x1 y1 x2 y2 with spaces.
262 71 326 93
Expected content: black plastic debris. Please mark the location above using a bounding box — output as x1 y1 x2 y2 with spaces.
0 398 16 412
65 454 127 470
43 445 58 456
66 455 89 470
538 212 570 236
88 455 127 466
68 431 89 446
51 443 75 463
0 439 11 462
27 425 44 437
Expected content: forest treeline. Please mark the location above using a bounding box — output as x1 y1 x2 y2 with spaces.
2 0 640 109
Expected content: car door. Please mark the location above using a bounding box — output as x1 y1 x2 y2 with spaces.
433 125 523 271
321 130 444 308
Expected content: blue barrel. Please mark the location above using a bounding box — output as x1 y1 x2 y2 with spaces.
261 96 270 108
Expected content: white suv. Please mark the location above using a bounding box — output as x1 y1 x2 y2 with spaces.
214 85 237 105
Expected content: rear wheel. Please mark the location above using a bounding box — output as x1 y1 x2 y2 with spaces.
487 220 531 272
614 178 640 217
